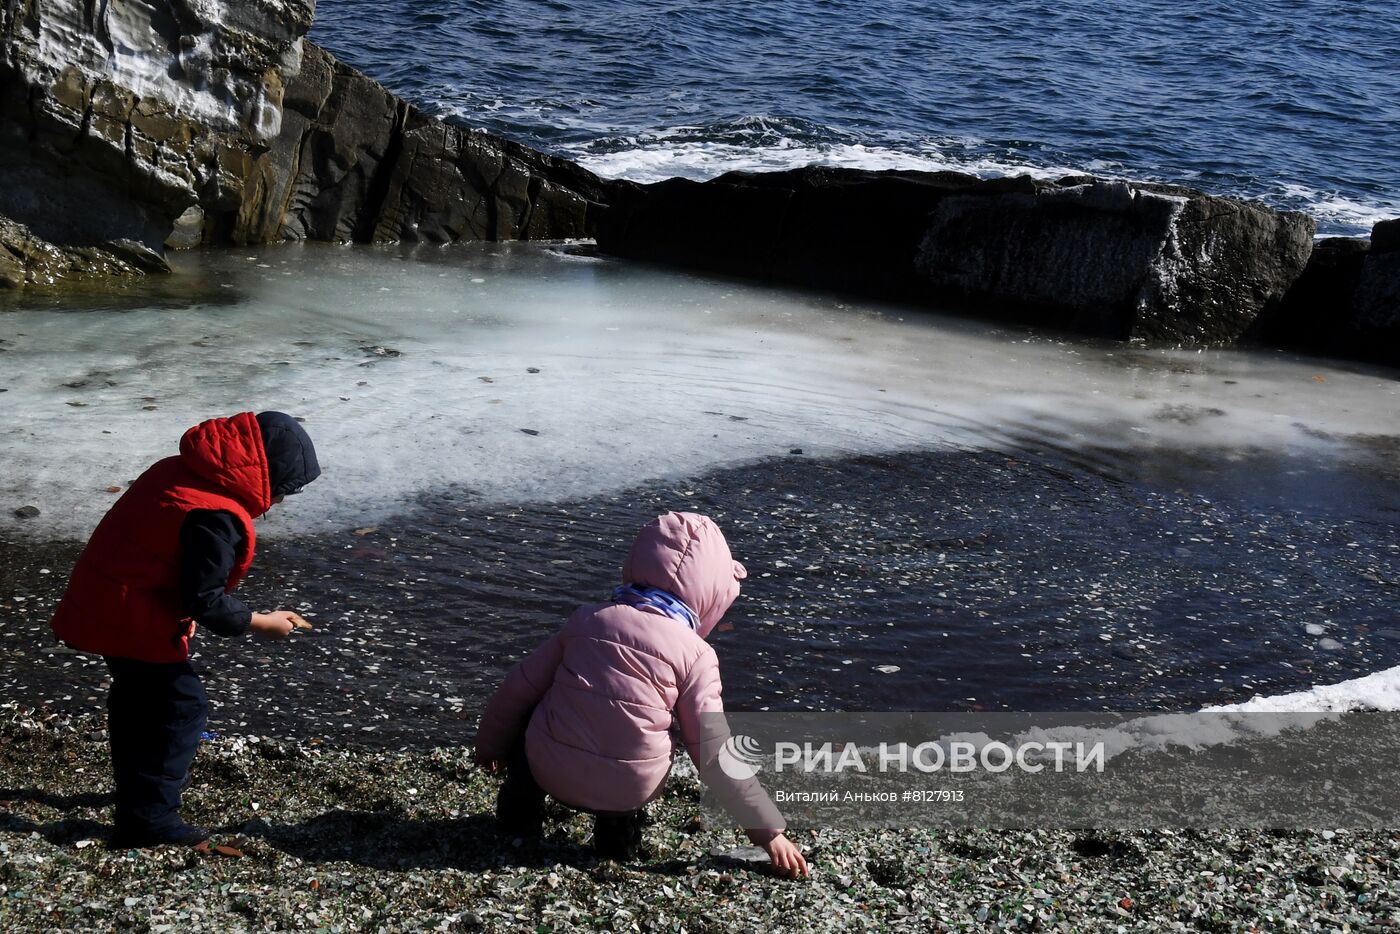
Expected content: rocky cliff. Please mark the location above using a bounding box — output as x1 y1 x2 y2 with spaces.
0 0 315 250
195 41 608 247
0 0 607 287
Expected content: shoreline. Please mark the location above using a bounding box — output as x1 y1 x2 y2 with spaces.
5 445 1400 747
1 706 1395 932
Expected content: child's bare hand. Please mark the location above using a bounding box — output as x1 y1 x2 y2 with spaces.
251 611 297 639
764 833 809 878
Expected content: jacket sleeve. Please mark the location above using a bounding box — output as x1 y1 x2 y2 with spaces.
675 645 786 846
474 631 566 762
178 510 254 637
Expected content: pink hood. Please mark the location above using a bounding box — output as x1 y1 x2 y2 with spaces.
622 512 748 637
474 512 781 842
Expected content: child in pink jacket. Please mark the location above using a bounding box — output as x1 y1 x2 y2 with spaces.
474 512 808 877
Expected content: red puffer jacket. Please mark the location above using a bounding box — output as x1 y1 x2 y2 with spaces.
50 413 272 663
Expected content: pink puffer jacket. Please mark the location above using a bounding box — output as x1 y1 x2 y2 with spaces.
474 512 782 843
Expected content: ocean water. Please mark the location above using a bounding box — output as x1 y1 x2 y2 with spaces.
3 245 1400 743
311 0 1400 237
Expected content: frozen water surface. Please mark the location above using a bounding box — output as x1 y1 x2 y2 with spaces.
2 243 1399 739
1 241 1398 538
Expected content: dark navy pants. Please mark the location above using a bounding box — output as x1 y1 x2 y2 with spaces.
104 657 207 836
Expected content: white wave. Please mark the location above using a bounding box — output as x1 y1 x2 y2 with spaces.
568 138 1101 186
1277 184 1398 236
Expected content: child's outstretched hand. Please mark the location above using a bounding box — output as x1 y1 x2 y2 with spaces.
251 611 298 639
764 833 809 878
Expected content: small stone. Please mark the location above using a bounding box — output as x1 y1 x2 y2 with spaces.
13 505 39 519
527 367 540 373
519 429 540 436
874 664 900 673
790 448 804 455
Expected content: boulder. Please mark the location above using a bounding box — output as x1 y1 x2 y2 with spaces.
1348 219 1400 366
1254 219 1400 368
915 179 1315 343
597 167 1315 344
1249 237 1370 350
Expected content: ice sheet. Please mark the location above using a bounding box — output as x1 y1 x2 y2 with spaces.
1 242 1397 539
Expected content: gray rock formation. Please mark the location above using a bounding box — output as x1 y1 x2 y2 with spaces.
596 167 1315 344
1352 219 1400 361
0 0 315 250
0 1 608 284
1250 237 1370 351
915 179 1315 343
202 42 609 246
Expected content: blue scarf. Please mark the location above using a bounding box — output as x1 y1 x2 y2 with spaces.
611 584 700 632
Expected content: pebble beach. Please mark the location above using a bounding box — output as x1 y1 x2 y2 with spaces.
3 707 1398 933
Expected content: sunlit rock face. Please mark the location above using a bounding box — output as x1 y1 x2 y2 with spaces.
0 1 608 280
208 42 610 247
0 0 315 252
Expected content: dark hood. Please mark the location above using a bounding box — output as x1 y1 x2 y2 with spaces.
255 411 320 497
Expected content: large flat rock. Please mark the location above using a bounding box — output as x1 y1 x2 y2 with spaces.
596 167 1316 344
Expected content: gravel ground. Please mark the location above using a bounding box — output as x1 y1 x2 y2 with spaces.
1 707 1397 933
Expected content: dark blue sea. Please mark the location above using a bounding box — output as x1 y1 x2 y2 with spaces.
311 0 1400 237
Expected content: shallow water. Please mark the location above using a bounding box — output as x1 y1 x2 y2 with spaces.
2 244 1399 744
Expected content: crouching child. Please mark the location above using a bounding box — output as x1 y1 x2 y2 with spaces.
474 512 808 877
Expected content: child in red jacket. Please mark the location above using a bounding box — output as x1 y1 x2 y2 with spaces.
50 411 319 847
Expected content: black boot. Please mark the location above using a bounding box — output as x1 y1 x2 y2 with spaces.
111 821 210 849
592 809 646 860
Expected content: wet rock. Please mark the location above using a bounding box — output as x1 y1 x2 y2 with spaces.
209 43 609 245
0 0 314 254
1349 219 1400 364
1254 218 1400 368
915 179 1314 343
13 505 40 519
596 167 1313 345
102 239 172 275
0 215 156 288
1251 237 1370 349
